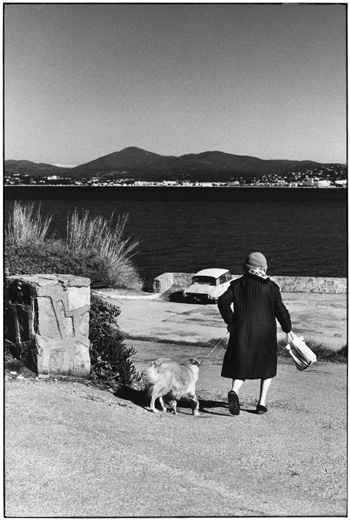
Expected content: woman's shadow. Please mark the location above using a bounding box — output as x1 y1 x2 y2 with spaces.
199 400 260 415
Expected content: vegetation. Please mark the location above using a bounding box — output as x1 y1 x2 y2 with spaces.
5 201 142 389
5 202 142 290
89 295 140 390
124 336 347 364
6 201 52 245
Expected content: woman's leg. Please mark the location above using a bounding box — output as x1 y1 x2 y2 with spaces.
231 379 244 393
228 379 244 415
258 378 272 407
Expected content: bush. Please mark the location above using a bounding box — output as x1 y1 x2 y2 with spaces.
5 240 119 283
89 295 141 389
5 203 142 290
66 210 138 266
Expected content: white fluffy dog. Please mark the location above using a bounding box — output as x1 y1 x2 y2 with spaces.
142 357 200 415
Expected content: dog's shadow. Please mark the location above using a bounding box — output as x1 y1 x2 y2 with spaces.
114 386 200 413
113 389 249 416
114 386 149 408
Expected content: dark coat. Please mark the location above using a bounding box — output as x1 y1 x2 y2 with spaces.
218 272 292 380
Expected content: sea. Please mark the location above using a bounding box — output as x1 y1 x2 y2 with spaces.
4 186 348 283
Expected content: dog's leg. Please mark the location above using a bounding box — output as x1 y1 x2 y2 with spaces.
149 393 158 413
190 394 200 416
168 400 177 414
158 396 166 412
149 382 167 412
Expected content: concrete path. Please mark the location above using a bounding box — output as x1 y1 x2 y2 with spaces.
5 290 347 517
95 289 347 350
5 352 347 517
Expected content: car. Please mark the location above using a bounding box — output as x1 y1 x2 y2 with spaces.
182 268 233 303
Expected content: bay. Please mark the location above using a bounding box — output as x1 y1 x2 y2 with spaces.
4 186 347 282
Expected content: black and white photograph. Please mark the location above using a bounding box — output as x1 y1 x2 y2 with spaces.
4 2 347 517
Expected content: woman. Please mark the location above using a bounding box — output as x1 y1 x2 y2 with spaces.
218 252 292 415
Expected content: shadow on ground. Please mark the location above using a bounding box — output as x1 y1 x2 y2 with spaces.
166 290 216 305
113 387 242 416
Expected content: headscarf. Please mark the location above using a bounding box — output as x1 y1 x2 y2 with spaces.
247 265 269 280
244 252 269 279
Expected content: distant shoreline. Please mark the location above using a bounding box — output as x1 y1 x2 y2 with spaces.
4 184 345 189
5 184 346 203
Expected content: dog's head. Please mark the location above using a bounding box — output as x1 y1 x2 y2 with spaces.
187 358 201 367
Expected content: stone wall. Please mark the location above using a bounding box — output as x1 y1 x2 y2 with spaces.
153 272 347 295
5 274 91 378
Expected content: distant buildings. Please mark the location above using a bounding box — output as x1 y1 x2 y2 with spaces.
4 163 347 188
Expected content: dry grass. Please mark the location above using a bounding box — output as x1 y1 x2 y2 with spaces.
6 201 52 245
5 203 142 289
66 210 139 269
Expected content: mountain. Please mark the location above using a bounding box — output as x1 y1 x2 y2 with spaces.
5 147 323 182
4 160 69 177
68 147 321 181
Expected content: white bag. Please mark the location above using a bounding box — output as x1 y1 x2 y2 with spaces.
286 331 317 371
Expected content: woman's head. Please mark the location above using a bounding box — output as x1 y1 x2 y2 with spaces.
244 252 268 273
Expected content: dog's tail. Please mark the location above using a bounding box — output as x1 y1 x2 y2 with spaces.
142 358 174 392
142 362 162 388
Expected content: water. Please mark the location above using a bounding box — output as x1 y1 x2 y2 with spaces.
4 186 347 282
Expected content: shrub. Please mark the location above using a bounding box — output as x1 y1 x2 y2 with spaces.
5 203 142 289
89 295 141 389
5 240 120 283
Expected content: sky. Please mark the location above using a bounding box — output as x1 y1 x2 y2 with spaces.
4 3 347 166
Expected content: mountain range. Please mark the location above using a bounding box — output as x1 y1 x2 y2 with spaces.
5 146 324 182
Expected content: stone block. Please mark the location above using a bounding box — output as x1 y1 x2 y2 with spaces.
73 343 91 378
173 272 193 287
67 286 90 311
153 273 174 293
56 301 75 339
5 274 91 379
49 348 65 374
154 273 347 294
78 312 89 337
36 296 61 339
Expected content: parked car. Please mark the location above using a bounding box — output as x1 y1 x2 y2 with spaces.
183 268 233 303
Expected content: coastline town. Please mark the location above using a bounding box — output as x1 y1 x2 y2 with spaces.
4 163 347 188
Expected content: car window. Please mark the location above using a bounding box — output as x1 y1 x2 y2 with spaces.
192 276 216 286
219 274 227 285
225 272 233 282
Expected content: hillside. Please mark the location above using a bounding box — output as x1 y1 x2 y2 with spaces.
4 160 68 177
5 147 323 182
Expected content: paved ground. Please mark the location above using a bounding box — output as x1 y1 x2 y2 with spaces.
95 288 347 350
5 288 347 517
5 350 347 517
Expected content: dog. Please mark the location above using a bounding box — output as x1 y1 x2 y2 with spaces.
142 357 200 415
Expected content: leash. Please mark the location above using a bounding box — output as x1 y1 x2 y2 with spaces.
199 331 229 367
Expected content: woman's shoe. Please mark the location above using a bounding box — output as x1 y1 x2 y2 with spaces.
228 390 240 415
256 404 268 414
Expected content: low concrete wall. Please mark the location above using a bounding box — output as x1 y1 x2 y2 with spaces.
5 274 91 378
153 272 347 295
